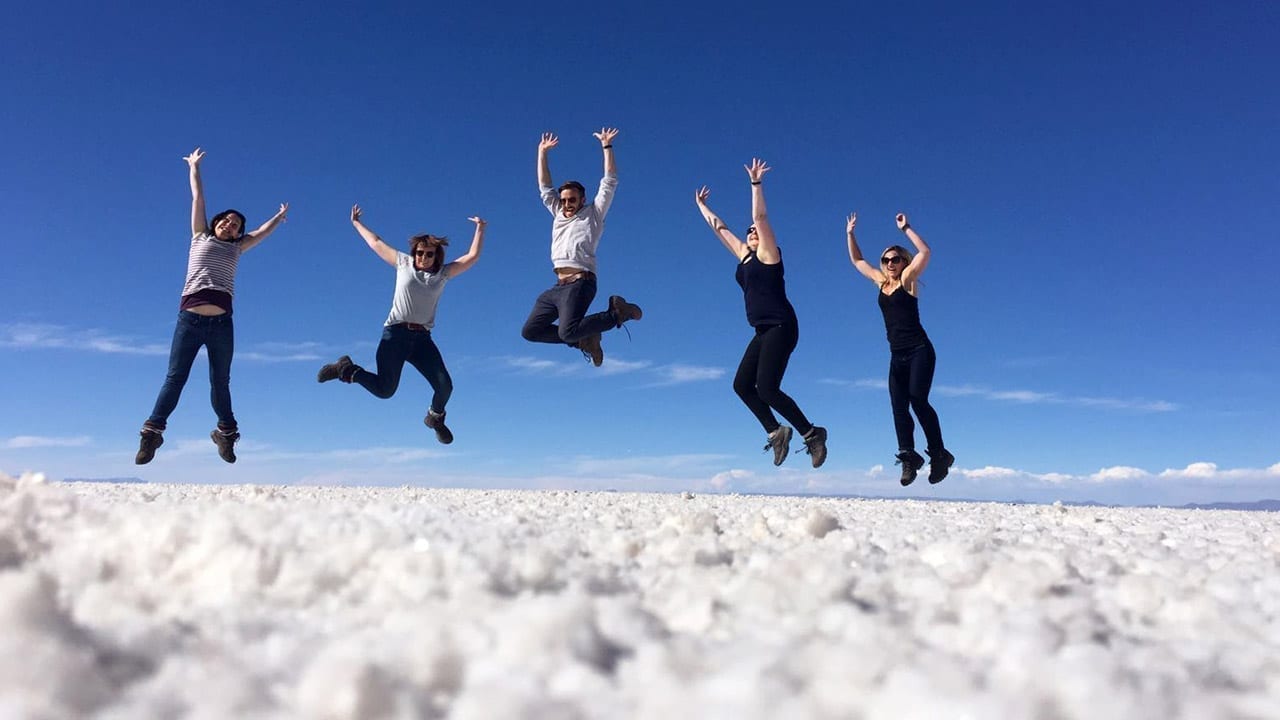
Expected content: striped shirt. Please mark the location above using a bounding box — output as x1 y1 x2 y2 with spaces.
180 232 243 300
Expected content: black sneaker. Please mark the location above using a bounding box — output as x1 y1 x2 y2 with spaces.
211 429 240 464
135 430 163 465
609 295 643 326
896 450 925 486
424 409 454 445
928 449 955 484
802 426 828 469
763 425 793 466
578 333 604 367
317 355 354 383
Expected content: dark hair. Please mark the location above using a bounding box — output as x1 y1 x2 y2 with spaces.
209 209 247 240
557 181 587 203
408 233 449 273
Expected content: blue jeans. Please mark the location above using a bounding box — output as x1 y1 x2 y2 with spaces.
353 324 453 413
145 311 236 431
520 274 618 346
888 341 944 454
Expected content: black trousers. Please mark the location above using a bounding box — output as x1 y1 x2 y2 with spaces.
888 341 944 454
733 322 813 436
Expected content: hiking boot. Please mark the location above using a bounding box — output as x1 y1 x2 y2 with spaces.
211 428 240 464
424 409 454 445
802 426 828 469
317 355 354 383
609 295 643 326
928 448 955 484
763 425 793 466
578 333 604 367
135 430 163 465
896 449 925 486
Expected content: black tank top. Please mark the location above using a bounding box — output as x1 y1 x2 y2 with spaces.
736 251 797 327
878 285 929 351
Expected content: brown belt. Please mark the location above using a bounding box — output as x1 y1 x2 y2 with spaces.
556 270 595 286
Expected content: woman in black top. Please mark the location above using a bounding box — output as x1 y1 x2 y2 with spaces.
846 211 953 485
694 159 827 468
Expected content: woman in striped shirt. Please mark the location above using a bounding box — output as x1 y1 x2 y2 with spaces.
135 148 288 465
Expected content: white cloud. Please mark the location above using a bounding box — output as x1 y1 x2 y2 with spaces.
573 454 734 476
961 466 1022 479
824 376 1176 413
1 323 324 362
710 468 754 490
651 364 725 385
3 435 92 449
1090 466 1151 482
1 323 168 355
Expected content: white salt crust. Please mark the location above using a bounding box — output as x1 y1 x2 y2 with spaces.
1 473 1277 718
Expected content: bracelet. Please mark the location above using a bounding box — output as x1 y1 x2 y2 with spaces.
901 224 911 232
751 181 761 185
602 144 613 149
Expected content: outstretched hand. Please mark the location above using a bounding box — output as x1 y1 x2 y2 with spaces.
468 216 487 227
847 212 858 233
896 213 909 230
695 186 711 205
184 147 205 167
593 127 619 146
277 202 289 221
744 158 771 184
539 133 559 152
350 204 363 223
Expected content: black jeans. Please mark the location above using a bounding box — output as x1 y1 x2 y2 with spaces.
733 322 813 436
888 341 944 454
520 274 618 346
353 324 453 413
145 310 236 432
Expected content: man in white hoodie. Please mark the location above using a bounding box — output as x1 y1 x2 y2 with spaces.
520 128 642 367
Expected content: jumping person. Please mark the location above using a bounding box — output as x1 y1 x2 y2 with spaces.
135 147 288 465
694 160 827 468
316 206 485 445
521 129 642 367
845 211 954 485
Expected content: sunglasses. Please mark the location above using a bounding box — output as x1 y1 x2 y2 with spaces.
560 195 582 204
415 249 436 257
881 255 906 265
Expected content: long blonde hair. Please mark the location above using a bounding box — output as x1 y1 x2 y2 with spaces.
878 244 913 291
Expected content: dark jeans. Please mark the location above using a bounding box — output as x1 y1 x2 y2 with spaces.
888 341 944 454
733 322 813 436
145 310 236 432
353 324 453 413
520 274 618 346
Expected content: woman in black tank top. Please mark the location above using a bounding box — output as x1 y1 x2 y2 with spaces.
694 159 827 469
846 212 953 486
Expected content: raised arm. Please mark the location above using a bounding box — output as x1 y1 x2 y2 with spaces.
744 158 780 264
350 205 399 266
897 212 931 285
445 216 486 278
594 127 618 178
240 203 289 251
185 148 208 236
695 186 748 259
537 132 560 215
591 127 619 214
846 212 885 285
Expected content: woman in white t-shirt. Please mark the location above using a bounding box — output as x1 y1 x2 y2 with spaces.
317 205 485 444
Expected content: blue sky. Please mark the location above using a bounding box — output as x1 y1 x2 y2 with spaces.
2 1 1277 505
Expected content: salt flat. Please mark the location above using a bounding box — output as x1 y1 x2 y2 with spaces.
1 472 1277 719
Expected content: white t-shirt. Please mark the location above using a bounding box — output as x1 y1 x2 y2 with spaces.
384 252 451 328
